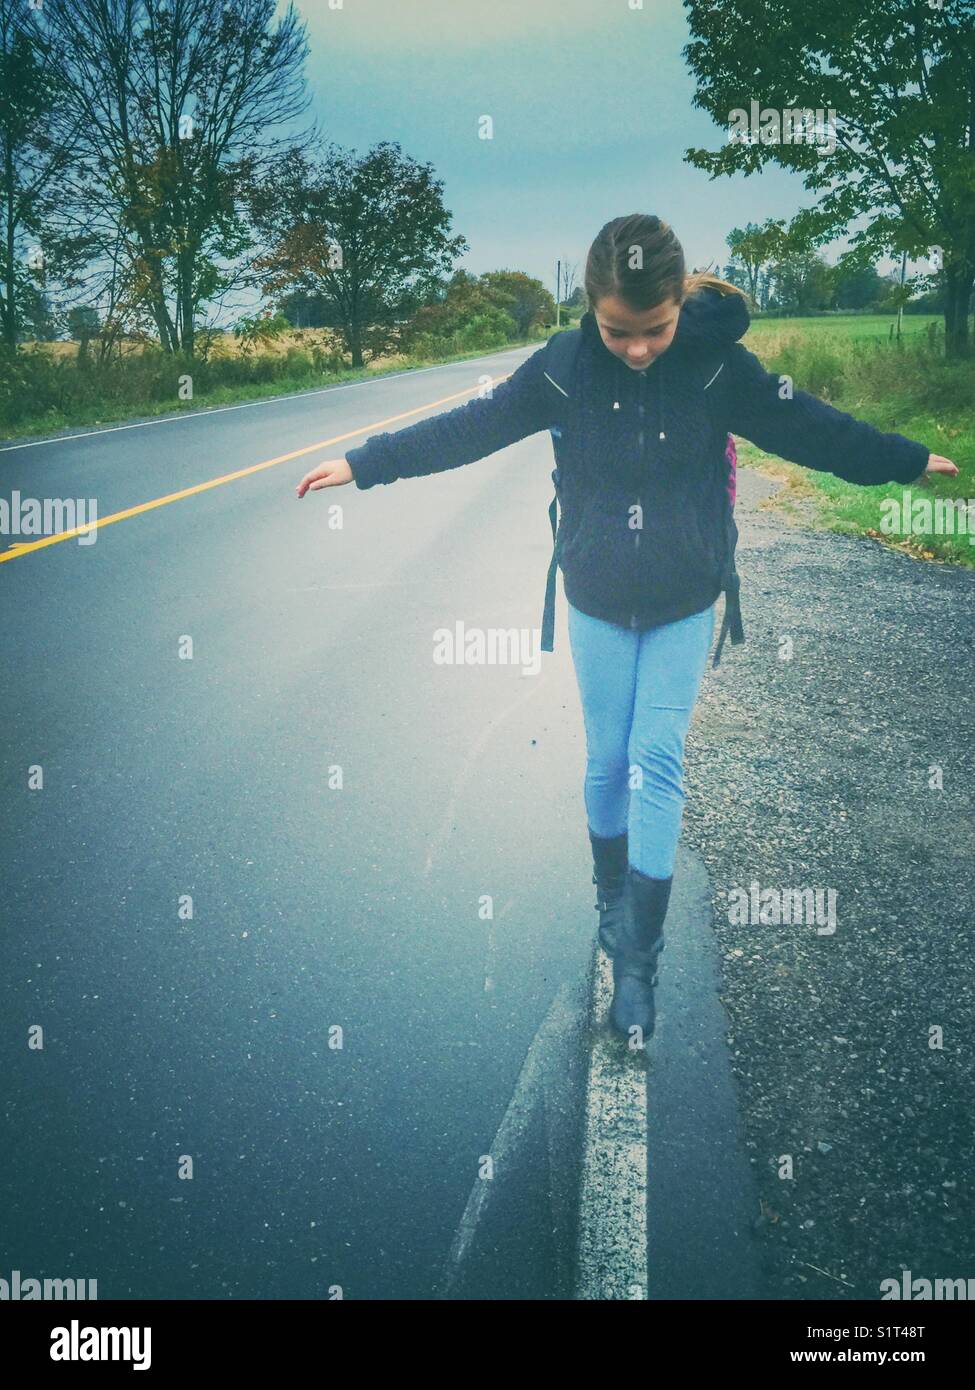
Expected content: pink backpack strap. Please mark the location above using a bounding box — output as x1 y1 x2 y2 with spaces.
725 434 737 509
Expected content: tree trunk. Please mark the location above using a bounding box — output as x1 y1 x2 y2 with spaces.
348 318 363 368
4 141 17 349
944 260 973 358
176 244 195 356
151 300 176 354
181 279 194 357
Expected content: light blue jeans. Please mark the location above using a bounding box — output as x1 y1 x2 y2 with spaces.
567 601 717 879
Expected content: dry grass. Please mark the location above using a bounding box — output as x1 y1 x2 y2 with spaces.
19 324 420 370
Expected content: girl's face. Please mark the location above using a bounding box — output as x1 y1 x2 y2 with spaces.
593 293 683 370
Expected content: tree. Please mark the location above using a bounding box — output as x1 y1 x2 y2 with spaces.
833 263 886 310
726 220 788 305
767 250 835 312
250 142 468 368
478 270 555 336
405 271 498 344
0 1 84 348
721 260 752 295
43 0 311 356
684 0 975 355
278 289 332 330
20 286 58 342
233 309 288 355
397 268 551 350
872 272 909 313
67 305 101 361
905 281 948 313
559 259 579 305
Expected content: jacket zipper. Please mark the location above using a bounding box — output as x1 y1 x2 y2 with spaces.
631 386 645 629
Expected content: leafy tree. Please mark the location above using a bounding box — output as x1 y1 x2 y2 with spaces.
449 308 518 353
726 221 788 305
43 0 311 356
479 270 555 336
67 305 101 360
233 309 289 355
405 271 495 344
767 251 836 312
278 290 333 330
0 1 84 348
399 268 548 351
833 263 885 310
20 287 59 342
684 0 975 355
905 282 948 313
250 142 468 368
872 273 908 312
721 260 751 295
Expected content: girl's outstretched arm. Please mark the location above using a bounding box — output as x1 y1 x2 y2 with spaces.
722 343 957 485
330 345 559 492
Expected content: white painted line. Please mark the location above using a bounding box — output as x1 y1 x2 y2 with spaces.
574 942 649 1300
0 346 536 454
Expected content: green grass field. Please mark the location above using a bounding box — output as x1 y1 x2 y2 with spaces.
748 312 943 341
736 314 975 570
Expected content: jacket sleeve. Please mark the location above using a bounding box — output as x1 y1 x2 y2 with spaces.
721 342 929 486
345 343 559 490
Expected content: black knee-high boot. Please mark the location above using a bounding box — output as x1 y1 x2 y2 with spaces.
588 827 628 956
609 866 672 1041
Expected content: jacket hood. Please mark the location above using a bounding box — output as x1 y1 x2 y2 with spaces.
672 285 750 348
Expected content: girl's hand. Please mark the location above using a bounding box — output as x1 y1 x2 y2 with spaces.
296 458 353 497
923 454 959 478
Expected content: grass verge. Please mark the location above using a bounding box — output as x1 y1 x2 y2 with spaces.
738 322 975 571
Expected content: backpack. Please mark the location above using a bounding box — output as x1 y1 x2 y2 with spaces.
539 328 745 667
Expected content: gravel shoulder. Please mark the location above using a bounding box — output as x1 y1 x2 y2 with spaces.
681 459 975 1300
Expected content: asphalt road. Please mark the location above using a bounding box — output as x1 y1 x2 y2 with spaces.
1 344 599 1300
3 344 973 1303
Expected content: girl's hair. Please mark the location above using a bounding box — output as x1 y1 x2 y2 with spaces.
584 213 748 311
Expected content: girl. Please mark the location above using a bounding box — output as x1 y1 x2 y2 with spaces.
296 213 957 1045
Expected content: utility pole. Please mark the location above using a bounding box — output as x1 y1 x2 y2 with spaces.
896 249 907 340
556 259 561 329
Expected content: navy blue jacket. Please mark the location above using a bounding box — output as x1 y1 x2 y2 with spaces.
345 289 930 647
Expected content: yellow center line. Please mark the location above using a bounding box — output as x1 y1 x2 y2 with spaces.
0 372 512 565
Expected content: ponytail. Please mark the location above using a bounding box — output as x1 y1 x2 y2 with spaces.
683 270 749 301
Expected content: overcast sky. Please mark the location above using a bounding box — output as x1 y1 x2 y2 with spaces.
295 0 863 296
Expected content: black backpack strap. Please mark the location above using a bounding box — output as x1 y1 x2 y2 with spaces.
539 330 579 653
701 356 746 667
712 537 745 668
541 475 560 652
